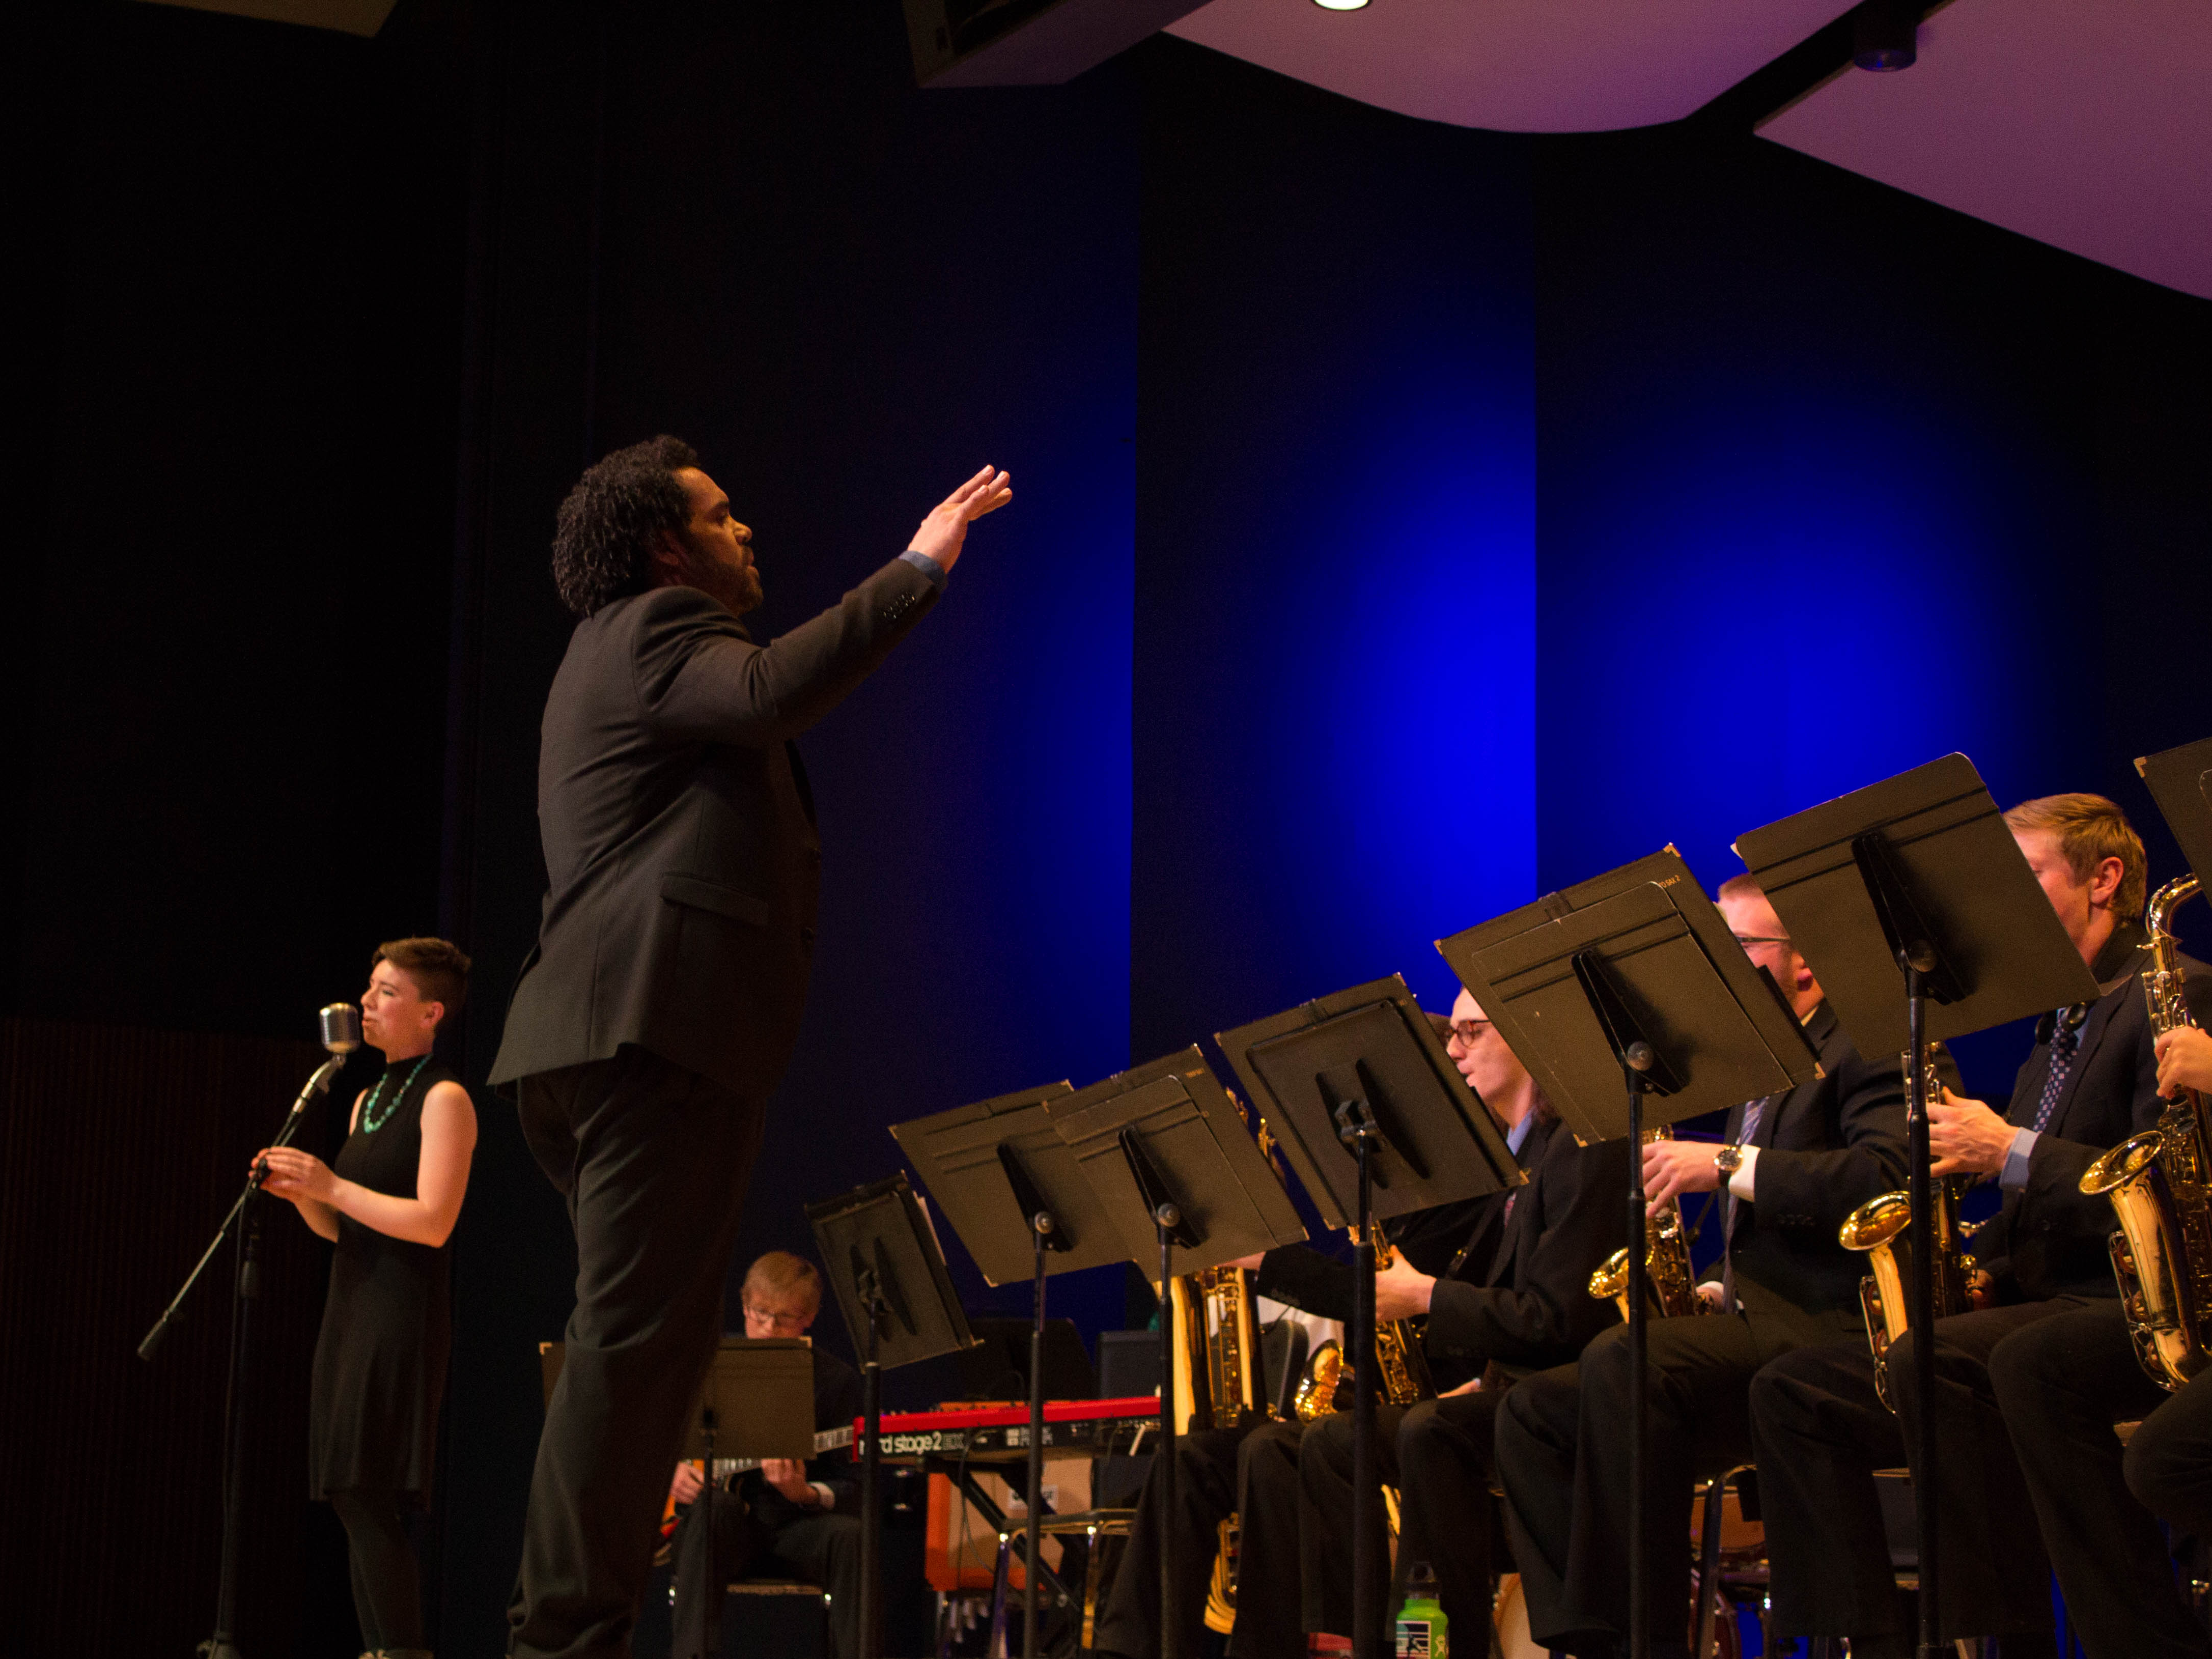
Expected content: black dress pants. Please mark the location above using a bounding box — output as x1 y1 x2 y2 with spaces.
670 1484 861 1659
1227 1419 1310 1659
1749 1300 2075 1650
1987 1299 2211 1659
1393 1390 1508 1649
2130 1364 2212 1539
1092 1424 1250 1659
1295 1404 1408 1645
1496 1309 1837 1658
508 1049 768 1659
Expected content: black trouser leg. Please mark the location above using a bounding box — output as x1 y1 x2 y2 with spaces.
1748 1340 1910 1645
1225 1419 1309 1659
1887 1301 2073 1640
2129 1366 2212 1539
331 1486 424 1651
1396 1391 1506 1648
508 1051 767 1659
768 1513 862 1657
1495 1363 1584 1652
1990 1301 2210 1659
1296 1404 1407 1642
1092 1425 1247 1659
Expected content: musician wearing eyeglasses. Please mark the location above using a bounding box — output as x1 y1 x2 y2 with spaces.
1750 795 2207 1659
664 1253 863 1659
1493 873 1908 1659
1290 990 1629 1651
1089 1031 1506 1659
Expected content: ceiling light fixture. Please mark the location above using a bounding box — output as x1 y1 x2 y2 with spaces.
1852 0 1919 70
1312 0 1370 11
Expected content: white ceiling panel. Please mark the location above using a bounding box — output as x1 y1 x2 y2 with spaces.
1760 0 2212 300
1167 0 1855 133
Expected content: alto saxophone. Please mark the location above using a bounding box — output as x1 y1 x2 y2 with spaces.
1588 1124 1713 1320
1839 1043 1975 1411
1290 1230 1437 1420
2081 875 2212 1391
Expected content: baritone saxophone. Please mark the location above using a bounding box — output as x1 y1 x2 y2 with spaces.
1588 1124 1714 1320
2081 875 2212 1391
1839 1042 1976 1411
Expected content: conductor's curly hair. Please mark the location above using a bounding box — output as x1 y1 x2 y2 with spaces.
549 435 699 616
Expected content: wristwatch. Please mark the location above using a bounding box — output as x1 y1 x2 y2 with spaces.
1713 1143 1746 1178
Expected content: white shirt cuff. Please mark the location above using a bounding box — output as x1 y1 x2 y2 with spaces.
808 1481 836 1511
1727 1145 1759 1201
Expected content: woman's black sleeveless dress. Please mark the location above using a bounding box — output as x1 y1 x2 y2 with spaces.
308 1056 459 1502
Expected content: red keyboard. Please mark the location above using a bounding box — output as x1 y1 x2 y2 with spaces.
853 1396 1161 1461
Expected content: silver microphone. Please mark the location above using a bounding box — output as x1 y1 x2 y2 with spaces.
319 1003 363 1055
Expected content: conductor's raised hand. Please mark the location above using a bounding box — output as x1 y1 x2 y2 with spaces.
908 465 1013 576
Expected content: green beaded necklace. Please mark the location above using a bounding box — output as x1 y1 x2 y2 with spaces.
360 1054 434 1135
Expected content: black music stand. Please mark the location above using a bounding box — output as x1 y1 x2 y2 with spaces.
1440 864 1816 1659
1216 979 1518 1659
2138 736 2212 890
1046 1045 1308 1659
893 1082 1127 1659
807 1173 977 1659
1735 753 2098 1659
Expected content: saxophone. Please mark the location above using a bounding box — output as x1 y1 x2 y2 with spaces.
1289 1230 1437 1420
1839 1043 1975 1411
1588 1124 1713 1320
2081 875 2212 1391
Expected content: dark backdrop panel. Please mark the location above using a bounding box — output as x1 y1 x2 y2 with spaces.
439 5 1138 1649
8 1 466 1036
1531 128 2212 1102
0 1019 375 1659
1130 41 1539 1076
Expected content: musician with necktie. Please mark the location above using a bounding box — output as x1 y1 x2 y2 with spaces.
1751 794 2197 1659
1493 872 1908 1659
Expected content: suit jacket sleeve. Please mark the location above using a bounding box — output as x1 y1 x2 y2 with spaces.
1746 1041 1910 1234
809 1355 865 1509
1422 1134 1630 1371
1255 1243 1355 1325
635 558 940 748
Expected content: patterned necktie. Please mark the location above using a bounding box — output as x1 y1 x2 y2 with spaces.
2030 1008 2087 1133
1721 1093 1777 1311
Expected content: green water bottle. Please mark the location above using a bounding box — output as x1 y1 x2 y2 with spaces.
1394 1560 1448 1658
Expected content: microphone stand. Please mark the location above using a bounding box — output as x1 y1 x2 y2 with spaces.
141 1048 349 1659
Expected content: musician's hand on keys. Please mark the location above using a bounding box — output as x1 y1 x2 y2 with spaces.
1441 1376 1484 1397
670 1461 705 1505
1968 1268 1997 1310
1374 1251 1435 1321
1227 1252 1269 1273
1928 1088 2012 1178
2157 1027 2212 1099
1695 1281 1726 1311
1643 1138 1722 1213
762 1458 814 1504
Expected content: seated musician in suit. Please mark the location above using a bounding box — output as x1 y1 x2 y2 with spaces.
1291 989 1629 1651
1494 872 1908 1659
666 1252 864 1659
1751 794 2205 1659
1089 1016 1508 1659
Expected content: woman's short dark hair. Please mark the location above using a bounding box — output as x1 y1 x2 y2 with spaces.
549 435 699 616
373 937 472 1017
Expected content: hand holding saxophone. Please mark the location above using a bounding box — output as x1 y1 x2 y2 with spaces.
1642 1136 1726 1212
2155 1026 2212 1099
1374 1249 1436 1321
1927 1086 2015 1176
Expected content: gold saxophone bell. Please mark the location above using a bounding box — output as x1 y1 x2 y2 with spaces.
2081 874 2212 1392
1840 1043 1975 1411
1587 1126 1714 1320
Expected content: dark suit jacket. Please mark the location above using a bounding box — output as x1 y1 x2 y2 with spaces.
1977 919 2212 1303
491 563 939 1099
1724 999 1910 1344
1423 1116 1630 1376
1252 1191 1499 1327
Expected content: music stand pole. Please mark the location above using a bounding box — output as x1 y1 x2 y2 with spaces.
1902 953 1942 1659
1335 1098 1383 1659
1024 1212 1057 1659
854 1266 887 1659
1150 1201 1184 1659
1623 1042 1656 1659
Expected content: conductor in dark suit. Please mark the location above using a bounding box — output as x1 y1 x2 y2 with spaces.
1755 794 2208 1659
492 436 1011 1658
1494 873 1909 1659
